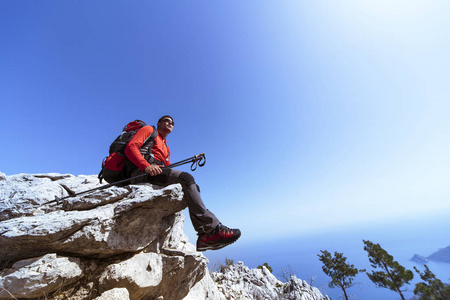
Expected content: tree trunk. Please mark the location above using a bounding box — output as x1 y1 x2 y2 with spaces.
341 286 349 300
396 287 406 300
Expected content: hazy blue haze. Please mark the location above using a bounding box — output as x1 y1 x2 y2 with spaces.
204 215 450 300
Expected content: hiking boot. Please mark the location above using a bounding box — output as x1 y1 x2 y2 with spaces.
196 224 241 252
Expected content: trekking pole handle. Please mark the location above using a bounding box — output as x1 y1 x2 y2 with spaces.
191 153 206 171
195 153 205 162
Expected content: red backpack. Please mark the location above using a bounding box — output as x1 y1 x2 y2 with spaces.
99 120 158 184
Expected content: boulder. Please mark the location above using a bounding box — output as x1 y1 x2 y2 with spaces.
0 254 83 298
0 172 205 300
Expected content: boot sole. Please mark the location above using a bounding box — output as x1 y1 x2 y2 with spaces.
196 233 241 252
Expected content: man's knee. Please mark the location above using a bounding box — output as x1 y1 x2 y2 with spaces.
179 171 196 186
179 172 201 192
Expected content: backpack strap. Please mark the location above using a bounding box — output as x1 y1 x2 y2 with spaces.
140 126 160 163
165 141 170 163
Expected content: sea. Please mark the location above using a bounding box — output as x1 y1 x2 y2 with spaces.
201 215 450 300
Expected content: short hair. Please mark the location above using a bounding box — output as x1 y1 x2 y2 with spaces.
158 115 174 124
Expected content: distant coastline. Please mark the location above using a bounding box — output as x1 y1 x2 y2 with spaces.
412 244 450 264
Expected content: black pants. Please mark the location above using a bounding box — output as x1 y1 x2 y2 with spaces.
130 167 220 235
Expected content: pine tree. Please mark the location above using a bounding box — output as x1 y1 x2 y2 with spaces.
363 240 414 300
413 265 450 300
318 250 365 300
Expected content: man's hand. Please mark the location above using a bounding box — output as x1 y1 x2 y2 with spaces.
144 165 162 176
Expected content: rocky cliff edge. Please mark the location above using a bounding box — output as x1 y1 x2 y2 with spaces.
0 172 329 300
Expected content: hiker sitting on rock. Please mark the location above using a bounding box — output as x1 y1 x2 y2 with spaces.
122 115 240 251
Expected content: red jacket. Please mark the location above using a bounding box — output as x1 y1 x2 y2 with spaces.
124 126 171 170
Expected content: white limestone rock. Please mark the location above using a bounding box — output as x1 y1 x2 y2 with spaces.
94 288 130 300
211 262 330 300
281 275 330 300
183 271 226 300
0 179 186 264
99 252 163 299
0 173 72 221
0 172 205 300
0 254 84 299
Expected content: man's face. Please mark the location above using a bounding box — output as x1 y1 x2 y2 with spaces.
158 117 174 134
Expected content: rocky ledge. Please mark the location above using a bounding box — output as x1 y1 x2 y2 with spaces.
0 172 329 300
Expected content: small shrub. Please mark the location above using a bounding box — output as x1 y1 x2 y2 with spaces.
257 262 273 273
225 258 234 266
279 265 295 282
219 258 235 273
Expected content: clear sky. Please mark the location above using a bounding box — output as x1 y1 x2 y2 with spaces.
1 1 449 245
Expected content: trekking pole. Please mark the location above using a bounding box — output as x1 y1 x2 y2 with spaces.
47 153 206 205
162 152 206 171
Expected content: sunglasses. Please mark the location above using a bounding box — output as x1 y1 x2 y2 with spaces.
162 118 174 125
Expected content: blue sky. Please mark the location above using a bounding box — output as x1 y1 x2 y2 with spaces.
1 1 449 247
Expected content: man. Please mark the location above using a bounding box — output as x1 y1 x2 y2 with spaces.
123 115 241 251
